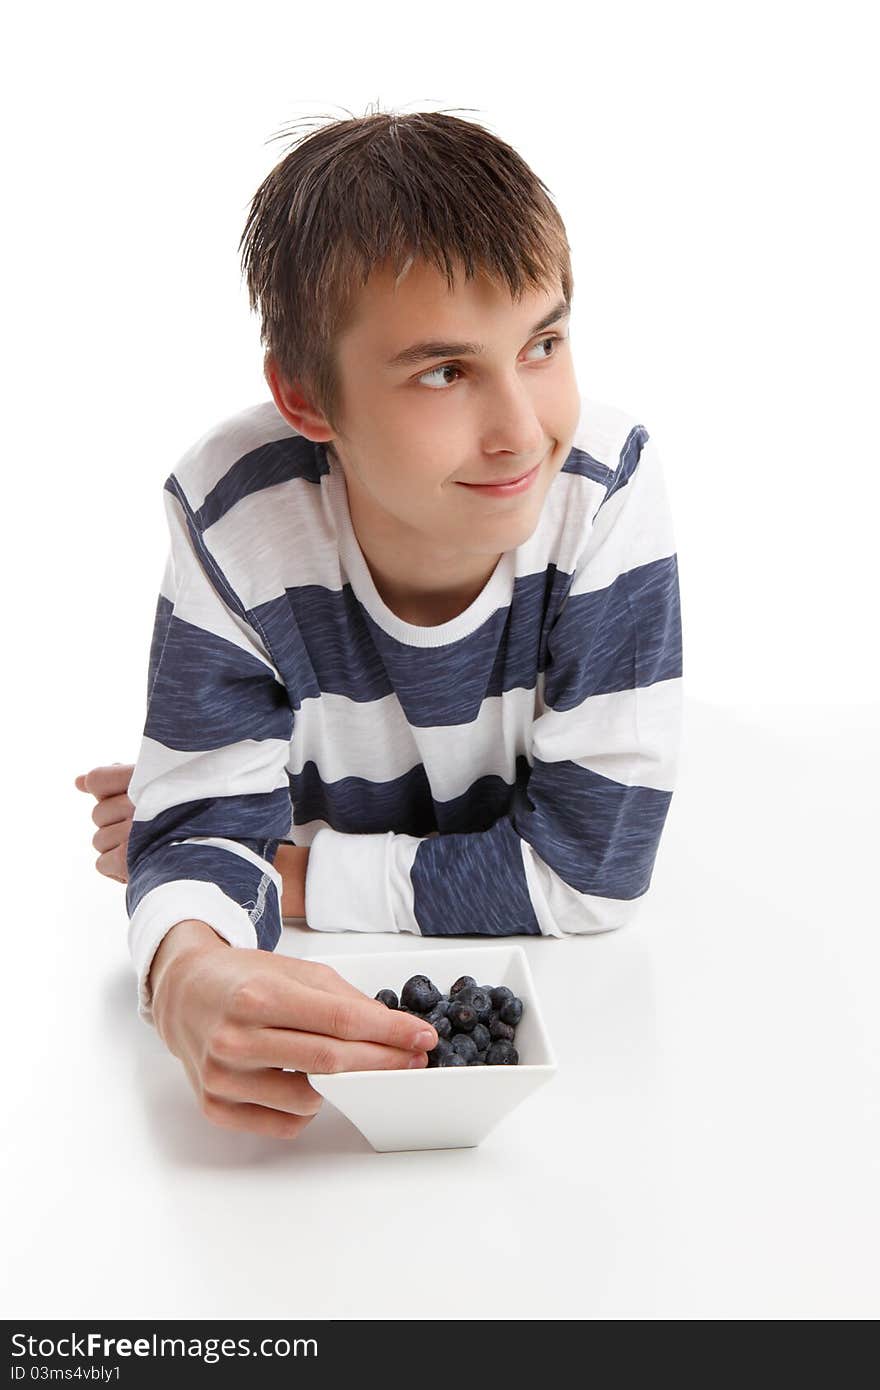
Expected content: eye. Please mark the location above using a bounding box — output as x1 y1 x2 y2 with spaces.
416 334 568 391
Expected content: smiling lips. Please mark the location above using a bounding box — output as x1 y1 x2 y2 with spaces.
456 454 546 493
465 465 534 486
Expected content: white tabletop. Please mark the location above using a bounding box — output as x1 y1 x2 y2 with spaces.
8 699 878 1319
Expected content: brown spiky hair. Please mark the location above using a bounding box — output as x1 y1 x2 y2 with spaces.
238 107 574 433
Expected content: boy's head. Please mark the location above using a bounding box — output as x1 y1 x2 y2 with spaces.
239 110 581 572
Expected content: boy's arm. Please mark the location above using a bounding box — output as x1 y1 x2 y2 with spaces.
276 843 309 918
126 474 294 1025
303 426 683 939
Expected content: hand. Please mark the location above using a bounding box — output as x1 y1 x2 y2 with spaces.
74 763 135 884
150 921 439 1140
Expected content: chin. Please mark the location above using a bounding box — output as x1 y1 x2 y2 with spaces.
500 507 543 548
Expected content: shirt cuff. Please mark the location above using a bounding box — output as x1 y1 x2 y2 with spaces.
128 879 259 1027
304 827 418 935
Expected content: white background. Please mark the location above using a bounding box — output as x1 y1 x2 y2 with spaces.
3 0 878 1321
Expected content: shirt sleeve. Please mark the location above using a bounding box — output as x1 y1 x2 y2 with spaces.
125 475 294 1025
304 425 683 939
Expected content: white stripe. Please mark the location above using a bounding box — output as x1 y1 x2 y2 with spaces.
288 687 538 801
129 736 292 822
531 678 683 791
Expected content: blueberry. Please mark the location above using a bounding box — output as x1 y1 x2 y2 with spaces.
485 1041 519 1065
455 986 493 1024
450 1033 478 1063
449 975 477 999
375 989 398 1009
475 1049 489 1065
426 1037 452 1067
427 999 450 1019
432 1015 452 1040
439 1052 468 1067
447 1000 477 1032
401 974 442 1013
490 985 515 1009
471 1022 491 1052
489 1017 515 1042
499 997 523 1026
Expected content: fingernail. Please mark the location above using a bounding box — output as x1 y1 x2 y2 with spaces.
408 1054 428 1068
414 1029 436 1049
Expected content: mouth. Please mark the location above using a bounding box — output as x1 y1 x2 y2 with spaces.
455 452 549 496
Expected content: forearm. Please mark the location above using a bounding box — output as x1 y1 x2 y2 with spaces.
275 844 310 917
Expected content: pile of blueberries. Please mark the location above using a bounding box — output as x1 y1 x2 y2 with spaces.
376 973 523 1067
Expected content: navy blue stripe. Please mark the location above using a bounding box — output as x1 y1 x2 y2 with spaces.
127 790 293 873
560 442 616 486
412 816 542 937
600 425 649 509
193 434 329 533
254 564 573 723
290 754 533 838
147 550 677 739
144 610 293 751
516 756 672 897
544 554 682 710
125 839 283 951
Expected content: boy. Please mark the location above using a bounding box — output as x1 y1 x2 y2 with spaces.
75 110 683 1139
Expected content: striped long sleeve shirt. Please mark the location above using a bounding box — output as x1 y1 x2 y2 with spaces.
125 396 684 1023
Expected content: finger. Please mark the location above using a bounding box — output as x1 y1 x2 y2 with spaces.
92 793 135 828
96 849 128 884
79 765 135 799
232 976 438 1053
207 1064 324 1116
200 1096 319 1140
249 1030 431 1074
92 822 131 853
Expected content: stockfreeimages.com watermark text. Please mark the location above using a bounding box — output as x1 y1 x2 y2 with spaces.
11 1332 317 1366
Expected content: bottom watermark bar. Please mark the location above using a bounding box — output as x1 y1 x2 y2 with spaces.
5 1320 561 1382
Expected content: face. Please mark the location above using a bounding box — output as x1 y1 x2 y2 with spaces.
325 256 581 569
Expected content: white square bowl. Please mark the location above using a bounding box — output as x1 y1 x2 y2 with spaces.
305 944 557 1152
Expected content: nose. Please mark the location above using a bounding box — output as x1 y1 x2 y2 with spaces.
478 379 545 461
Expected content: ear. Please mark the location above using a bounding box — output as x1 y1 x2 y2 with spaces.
264 353 334 442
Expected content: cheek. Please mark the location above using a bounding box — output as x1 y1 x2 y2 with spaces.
559 377 582 434
549 395 581 464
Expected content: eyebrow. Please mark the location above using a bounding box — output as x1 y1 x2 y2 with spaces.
384 298 571 369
